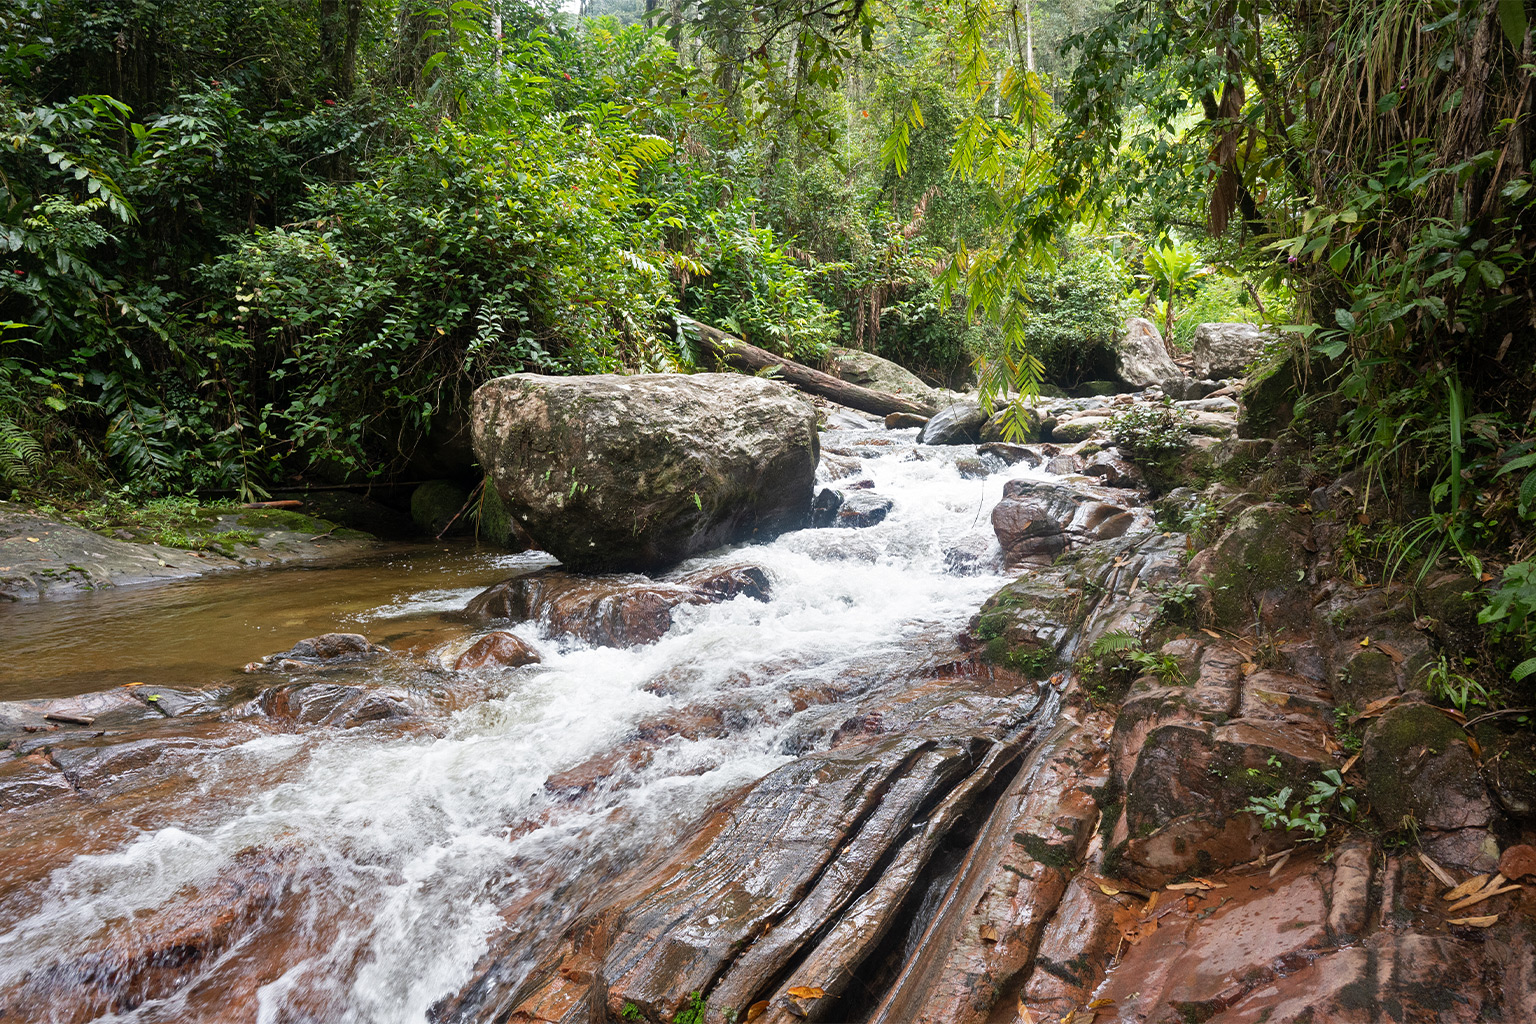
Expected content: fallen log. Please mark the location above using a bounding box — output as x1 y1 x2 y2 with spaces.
669 315 938 418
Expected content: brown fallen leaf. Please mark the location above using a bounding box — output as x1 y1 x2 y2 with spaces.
747 1000 770 1021
1352 694 1402 722
1269 851 1292 879
1016 1000 1037 1024
1088 999 1117 1009
1143 891 1159 916
1418 852 1459 888
1339 752 1361 776
1191 877 1228 889
1375 640 1405 662
1201 628 1223 639
1446 883 1521 914
1448 914 1499 927
1240 661 1258 674
980 924 1000 942
1166 881 1207 891
1098 883 1121 896
786 986 825 1000
1443 874 1492 902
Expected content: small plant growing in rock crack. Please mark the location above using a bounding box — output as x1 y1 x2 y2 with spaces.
1089 630 1185 685
1332 705 1363 754
1424 654 1493 713
1153 579 1204 624
621 1004 643 1021
672 992 708 1024
1245 766 1357 842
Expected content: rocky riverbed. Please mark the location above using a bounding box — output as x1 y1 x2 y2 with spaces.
3 362 1534 1024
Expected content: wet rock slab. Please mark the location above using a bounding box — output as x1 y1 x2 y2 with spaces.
459 564 770 647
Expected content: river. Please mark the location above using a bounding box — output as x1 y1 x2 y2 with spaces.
0 420 1037 1023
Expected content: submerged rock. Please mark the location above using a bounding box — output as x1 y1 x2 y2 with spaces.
460 564 771 647
471 372 819 572
243 632 389 673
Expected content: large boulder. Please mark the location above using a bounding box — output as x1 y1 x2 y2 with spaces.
825 347 935 400
471 373 819 572
1191 322 1276 379
918 401 987 445
1115 318 1184 389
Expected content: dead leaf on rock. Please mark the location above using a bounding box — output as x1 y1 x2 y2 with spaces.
1448 914 1499 927
1016 1000 1037 1024
980 924 1000 942
786 986 824 1000
1376 640 1405 662
1143 891 1159 916
1443 874 1492 901
1418 851 1459 888
1340 752 1361 776
1269 851 1292 878
1098 883 1121 896
1088 1000 1117 1010
747 1000 770 1021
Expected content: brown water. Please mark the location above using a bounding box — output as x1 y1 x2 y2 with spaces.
0 543 554 701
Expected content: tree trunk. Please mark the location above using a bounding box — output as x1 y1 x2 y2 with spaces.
320 0 364 98
671 316 938 418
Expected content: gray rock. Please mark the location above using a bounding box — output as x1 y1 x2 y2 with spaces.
834 491 893 528
1191 323 1276 379
1115 317 1184 388
1161 378 1223 401
471 373 819 572
918 402 987 445
825 347 936 400
1049 416 1111 443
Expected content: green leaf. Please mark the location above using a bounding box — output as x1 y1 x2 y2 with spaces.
1334 308 1356 330
1513 657 1536 682
1499 0 1528 49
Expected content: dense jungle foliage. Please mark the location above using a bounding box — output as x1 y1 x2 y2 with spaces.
4 2 1536 689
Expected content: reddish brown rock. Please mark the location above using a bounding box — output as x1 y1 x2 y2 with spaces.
460 564 770 648
243 632 388 672
452 631 542 671
990 479 1149 566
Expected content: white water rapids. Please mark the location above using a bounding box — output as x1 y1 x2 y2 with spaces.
0 422 1045 1023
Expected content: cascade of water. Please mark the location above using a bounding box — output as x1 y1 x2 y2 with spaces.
0 424 1047 1023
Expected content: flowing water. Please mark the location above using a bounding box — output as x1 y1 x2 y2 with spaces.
0 424 1042 1023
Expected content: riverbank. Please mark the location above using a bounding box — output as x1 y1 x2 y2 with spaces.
0 500 378 602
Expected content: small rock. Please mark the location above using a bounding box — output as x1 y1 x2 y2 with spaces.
977 442 1043 468
811 488 844 527
452 632 542 671
245 632 389 673
835 492 893 528
885 411 929 429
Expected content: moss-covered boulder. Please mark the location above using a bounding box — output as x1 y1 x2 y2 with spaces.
471 373 819 572
825 347 936 400
1360 703 1493 832
1237 356 1300 439
411 479 469 536
1188 503 1313 628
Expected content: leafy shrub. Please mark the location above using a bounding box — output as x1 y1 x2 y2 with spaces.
973 236 1131 386
1108 405 1193 462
